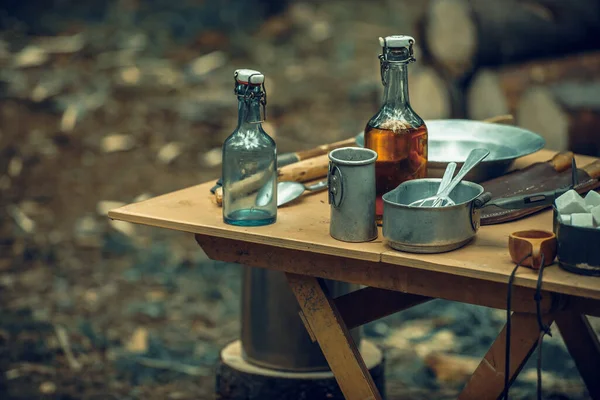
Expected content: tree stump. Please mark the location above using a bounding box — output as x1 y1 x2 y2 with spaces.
216 339 386 400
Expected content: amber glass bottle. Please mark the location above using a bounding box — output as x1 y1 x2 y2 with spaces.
364 35 428 224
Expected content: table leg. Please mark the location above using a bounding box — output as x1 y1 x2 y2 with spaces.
459 312 555 400
285 273 382 400
556 313 600 400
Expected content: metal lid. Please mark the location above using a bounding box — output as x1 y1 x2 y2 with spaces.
379 35 414 49
379 35 415 63
234 69 264 85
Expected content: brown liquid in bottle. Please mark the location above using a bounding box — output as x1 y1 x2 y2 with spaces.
365 121 428 223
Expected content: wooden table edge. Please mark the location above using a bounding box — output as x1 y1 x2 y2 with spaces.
107 209 382 262
108 206 600 302
380 250 600 301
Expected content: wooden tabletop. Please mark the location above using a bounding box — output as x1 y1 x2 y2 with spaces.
109 149 600 300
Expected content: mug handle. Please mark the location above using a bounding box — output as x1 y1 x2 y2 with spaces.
530 242 542 270
327 163 344 208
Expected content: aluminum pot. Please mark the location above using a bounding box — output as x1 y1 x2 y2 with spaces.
382 179 486 253
383 179 570 254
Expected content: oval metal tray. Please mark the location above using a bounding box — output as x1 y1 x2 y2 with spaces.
355 119 545 182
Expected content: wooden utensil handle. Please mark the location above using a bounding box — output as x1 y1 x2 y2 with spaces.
214 165 274 206
483 114 514 124
549 151 574 172
295 138 357 160
582 159 600 179
279 154 330 182
215 186 223 205
214 154 331 206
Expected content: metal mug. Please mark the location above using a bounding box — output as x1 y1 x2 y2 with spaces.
328 147 378 242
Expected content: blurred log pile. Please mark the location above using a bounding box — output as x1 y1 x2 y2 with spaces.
417 0 600 156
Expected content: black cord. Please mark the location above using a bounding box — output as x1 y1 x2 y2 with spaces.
503 253 531 400
535 254 551 335
534 254 552 400
537 331 545 400
505 253 552 400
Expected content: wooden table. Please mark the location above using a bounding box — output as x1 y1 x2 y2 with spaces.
109 149 600 400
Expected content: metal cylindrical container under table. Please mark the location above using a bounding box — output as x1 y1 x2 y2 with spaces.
240 267 361 372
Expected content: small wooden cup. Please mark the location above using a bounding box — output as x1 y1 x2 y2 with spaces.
508 230 557 270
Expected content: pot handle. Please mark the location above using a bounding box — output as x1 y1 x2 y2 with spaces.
474 192 492 208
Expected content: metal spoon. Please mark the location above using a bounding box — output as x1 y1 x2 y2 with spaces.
406 161 456 208
435 161 457 206
277 180 328 207
410 148 490 207
256 180 328 207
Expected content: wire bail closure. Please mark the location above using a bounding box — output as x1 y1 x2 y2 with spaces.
379 37 416 86
234 71 268 123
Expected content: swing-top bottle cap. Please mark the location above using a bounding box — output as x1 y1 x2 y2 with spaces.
234 69 265 85
379 35 416 63
379 35 414 49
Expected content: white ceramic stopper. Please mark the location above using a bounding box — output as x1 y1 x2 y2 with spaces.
235 69 264 85
379 35 414 48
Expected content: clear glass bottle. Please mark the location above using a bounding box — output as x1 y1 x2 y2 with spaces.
222 69 277 226
364 35 428 224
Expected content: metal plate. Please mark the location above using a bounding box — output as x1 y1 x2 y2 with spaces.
355 119 545 182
